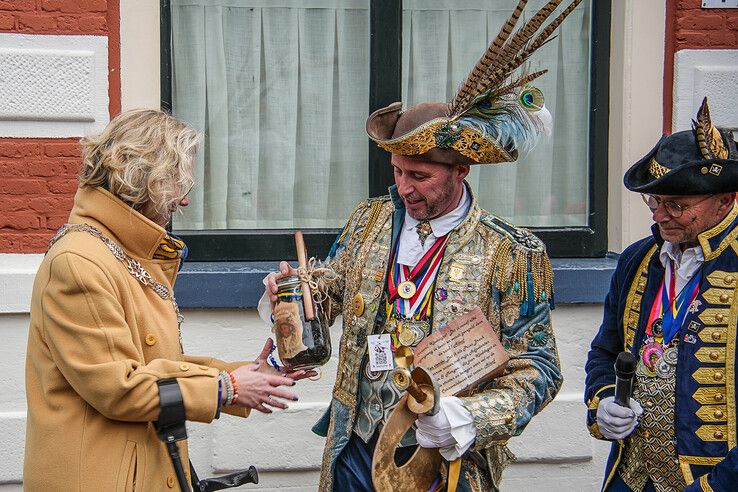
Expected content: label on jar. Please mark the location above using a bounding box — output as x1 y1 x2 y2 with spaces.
367 334 394 372
273 302 308 359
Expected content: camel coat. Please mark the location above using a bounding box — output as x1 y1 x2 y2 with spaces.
24 186 248 491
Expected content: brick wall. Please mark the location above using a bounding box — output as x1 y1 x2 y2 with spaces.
0 0 108 34
674 0 738 49
0 0 119 254
0 140 81 252
664 0 738 131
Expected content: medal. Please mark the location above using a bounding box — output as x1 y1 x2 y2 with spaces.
662 346 678 366
390 367 411 391
656 358 674 379
398 325 416 346
398 281 417 299
651 318 663 337
411 324 426 345
393 345 414 368
642 342 663 372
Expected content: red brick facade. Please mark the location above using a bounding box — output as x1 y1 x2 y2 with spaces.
0 0 120 253
663 0 738 131
674 0 738 49
0 140 81 252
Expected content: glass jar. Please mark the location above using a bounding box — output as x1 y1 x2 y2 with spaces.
272 275 331 370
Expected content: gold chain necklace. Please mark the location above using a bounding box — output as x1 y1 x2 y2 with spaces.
48 223 184 351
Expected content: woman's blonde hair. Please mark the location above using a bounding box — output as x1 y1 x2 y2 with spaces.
79 109 200 218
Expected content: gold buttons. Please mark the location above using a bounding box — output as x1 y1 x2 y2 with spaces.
720 294 729 303
145 333 157 346
505 415 514 424
715 392 724 401
714 431 724 439
645 400 654 409
180 363 190 371
352 293 365 317
710 351 720 361
701 166 709 174
726 275 735 284
712 331 722 341
714 409 725 419
716 313 725 322
713 371 724 381
167 475 176 488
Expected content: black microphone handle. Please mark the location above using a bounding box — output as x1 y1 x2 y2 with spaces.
614 375 633 407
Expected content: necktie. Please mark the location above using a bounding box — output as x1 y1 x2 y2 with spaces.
416 220 433 246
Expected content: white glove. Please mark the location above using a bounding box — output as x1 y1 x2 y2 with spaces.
596 396 643 440
416 397 476 460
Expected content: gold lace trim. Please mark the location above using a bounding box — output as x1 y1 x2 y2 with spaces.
372 118 513 164
649 158 670 178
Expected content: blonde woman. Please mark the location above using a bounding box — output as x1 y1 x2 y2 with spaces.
24 110 305 491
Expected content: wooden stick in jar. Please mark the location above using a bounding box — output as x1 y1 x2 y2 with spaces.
295 231 315 320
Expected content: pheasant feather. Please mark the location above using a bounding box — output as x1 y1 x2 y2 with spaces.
692 97 728 160
452 0 528 112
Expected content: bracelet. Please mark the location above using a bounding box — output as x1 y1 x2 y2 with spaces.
227 371 239 405
219 370 234 406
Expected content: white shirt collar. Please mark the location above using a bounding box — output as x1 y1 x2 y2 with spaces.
658 240 704 270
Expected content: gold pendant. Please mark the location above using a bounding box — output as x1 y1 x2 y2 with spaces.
398 281 417 299
398 325 417 346
352 293 365 316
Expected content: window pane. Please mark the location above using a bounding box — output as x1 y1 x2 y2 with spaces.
402 0 591 227
170 0 370 230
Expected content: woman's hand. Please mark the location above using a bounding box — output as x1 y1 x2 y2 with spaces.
266 261 298 309
254 338 317 381
229 363 298 413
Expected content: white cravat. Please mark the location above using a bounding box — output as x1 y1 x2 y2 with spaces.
659 241 704 294
397 185 470 267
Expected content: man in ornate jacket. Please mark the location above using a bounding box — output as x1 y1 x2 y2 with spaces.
264 3 586 489
585 98 738 492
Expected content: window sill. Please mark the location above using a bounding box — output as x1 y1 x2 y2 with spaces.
174 256 619 309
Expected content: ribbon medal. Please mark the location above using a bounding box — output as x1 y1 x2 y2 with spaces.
398 281 417 299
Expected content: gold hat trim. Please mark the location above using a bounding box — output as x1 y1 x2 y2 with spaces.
649 158 670 179
371 117 513 164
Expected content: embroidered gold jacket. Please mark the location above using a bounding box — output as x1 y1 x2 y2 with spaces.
312 184 562 490
585 205 738 492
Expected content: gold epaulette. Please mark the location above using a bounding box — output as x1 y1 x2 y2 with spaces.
481 214 553 309
336 196 392 251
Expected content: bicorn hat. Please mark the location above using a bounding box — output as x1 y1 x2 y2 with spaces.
624 97 738 195
366 0 583 165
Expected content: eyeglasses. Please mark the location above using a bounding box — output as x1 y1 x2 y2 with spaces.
641 193 714 218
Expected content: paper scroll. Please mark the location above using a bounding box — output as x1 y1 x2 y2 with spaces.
413 306 509 397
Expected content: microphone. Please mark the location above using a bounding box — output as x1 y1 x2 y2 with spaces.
614 352 637 407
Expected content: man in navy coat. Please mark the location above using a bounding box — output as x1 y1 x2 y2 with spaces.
585 98 738 492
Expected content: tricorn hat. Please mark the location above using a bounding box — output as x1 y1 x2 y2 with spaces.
366 0 583 165
624 97 738 195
